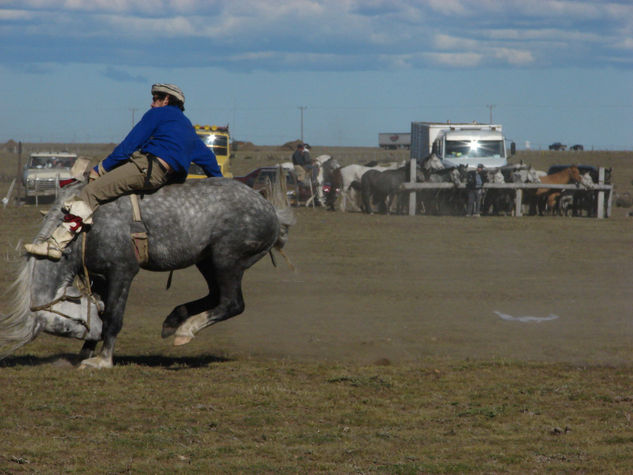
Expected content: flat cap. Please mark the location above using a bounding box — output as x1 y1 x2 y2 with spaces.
151 83 185 104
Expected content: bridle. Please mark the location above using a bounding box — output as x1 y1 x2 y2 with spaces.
29 233 101 333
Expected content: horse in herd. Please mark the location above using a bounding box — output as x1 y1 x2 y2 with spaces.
304 152 599 217
357 164 425 214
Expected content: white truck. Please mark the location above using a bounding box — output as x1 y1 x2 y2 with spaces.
410 121 515 169
22 152 78 202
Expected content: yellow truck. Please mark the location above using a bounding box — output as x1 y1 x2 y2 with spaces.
188 124 233 178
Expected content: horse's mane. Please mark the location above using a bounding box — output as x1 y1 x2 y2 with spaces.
0 258 38 358
0 182 88 359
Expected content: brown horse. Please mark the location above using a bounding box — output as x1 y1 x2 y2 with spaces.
534 165 582 215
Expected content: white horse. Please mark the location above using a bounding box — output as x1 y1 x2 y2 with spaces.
512 166 543 184
311 155 343 207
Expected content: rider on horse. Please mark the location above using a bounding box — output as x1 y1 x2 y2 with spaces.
25 83 222 260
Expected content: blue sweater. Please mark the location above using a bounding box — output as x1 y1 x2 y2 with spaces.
99 106 222 178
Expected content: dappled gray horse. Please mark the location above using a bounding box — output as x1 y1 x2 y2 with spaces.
0 178 294 368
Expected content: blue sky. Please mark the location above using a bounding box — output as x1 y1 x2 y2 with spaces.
1 0 632 149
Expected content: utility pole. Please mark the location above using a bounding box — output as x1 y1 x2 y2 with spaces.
130 108 138 127
298 106 307 142
486 104 495 124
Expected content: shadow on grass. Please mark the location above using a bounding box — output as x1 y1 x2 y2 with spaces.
0 353 232 369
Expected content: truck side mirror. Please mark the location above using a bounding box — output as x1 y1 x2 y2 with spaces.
432 141 439 155
510 142 516 156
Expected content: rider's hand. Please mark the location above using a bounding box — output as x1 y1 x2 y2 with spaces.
88 169 100 182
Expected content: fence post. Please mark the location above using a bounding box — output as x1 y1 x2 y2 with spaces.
408 158 417 216
597 167 605 219
514 189 523 217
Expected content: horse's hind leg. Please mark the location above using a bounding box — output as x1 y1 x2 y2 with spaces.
161 259 220 338
172 267 246 346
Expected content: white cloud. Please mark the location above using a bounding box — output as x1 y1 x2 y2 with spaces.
616 37 633 50
1 0 632 71
434 34 481 51
492 48 534 66
425 0 469 16
486 28 604 44
426 52 483 68
0 9 34 20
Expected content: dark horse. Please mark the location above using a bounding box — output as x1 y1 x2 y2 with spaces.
0 177 294 368
359 163 423 214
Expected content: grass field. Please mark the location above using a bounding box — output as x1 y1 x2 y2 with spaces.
0 143 632 473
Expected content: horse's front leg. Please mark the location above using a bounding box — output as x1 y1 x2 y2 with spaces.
78 340 98 360
79 275 135 369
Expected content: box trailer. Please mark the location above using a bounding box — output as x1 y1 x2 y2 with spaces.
378 132 411 149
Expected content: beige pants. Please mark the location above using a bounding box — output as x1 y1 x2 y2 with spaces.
294 165 308 183
79 152 171 211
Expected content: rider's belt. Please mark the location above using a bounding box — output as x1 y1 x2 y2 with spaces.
144 152 169 174
142 152 169 188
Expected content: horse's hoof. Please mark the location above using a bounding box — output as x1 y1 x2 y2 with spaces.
173 335 193 346
78 356 113 369
161 325 177 338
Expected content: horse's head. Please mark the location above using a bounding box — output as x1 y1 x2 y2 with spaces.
423 153 444 172
526 166 542 183
448 167 463 185
0 253 104 359
580 172 595 189
451 165 468 185
568 165 582 183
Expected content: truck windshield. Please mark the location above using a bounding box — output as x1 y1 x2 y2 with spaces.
445 140 504 159
197 133 228 156
28 156 75 169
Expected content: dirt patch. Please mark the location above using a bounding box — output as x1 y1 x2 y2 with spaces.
1 149 632 366
4 204 631 366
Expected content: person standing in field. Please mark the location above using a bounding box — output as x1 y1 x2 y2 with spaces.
292 143 309 184
466 163 486 217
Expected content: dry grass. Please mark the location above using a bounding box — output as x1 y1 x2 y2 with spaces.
2 357 633 472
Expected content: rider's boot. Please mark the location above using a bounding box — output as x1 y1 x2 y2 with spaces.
24 223 75 260
25 198 93 260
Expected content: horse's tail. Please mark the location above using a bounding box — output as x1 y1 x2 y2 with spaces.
267 166 296 252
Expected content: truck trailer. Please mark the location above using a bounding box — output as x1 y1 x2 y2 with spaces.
378 132 411 150
410 121 514 169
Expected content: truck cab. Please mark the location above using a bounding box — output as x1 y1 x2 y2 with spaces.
439 128 509 169
188 124 233 178
411 121 515 170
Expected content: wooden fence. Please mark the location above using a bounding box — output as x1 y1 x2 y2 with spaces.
402 163 613 218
